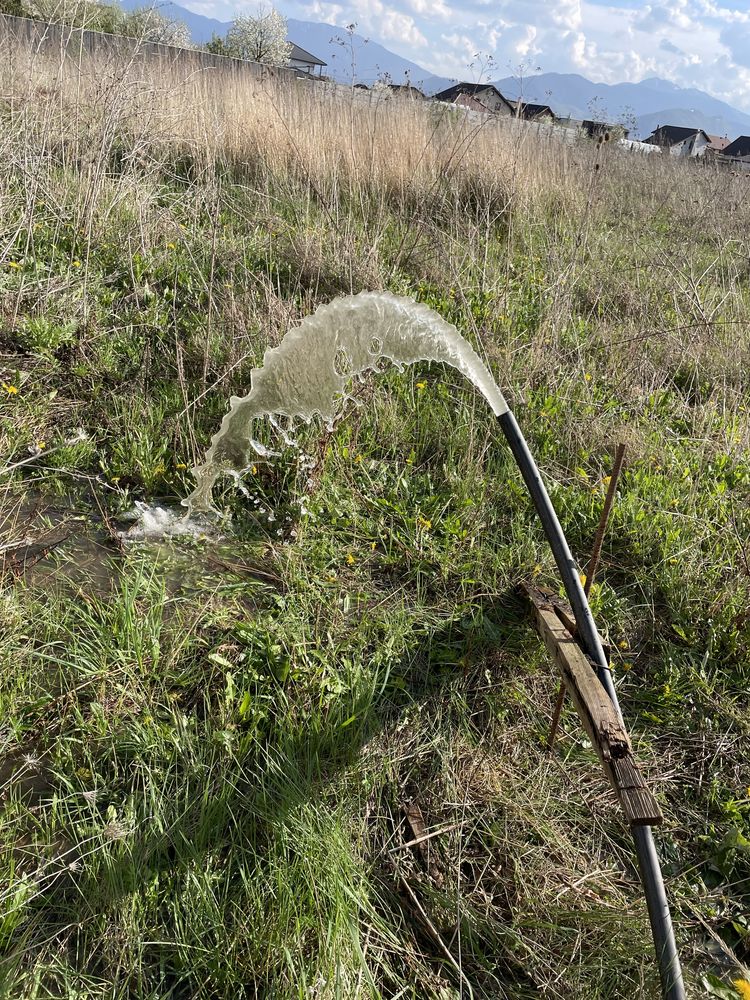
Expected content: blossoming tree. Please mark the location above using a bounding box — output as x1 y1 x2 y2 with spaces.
222 6 292 66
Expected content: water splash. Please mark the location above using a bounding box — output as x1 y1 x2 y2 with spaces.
120 502 216 541
187 291 508 513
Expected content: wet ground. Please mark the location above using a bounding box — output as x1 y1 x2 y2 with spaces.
0 492 281 598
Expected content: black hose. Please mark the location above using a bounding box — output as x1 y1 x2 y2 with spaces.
497 409 686 1000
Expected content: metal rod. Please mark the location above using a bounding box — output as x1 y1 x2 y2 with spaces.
497 409 685 1000
549 441 628 749
584 442 627 598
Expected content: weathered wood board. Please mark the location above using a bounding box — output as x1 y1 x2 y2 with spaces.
523 583 663 827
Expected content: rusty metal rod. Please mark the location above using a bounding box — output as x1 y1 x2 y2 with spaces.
548 443 628 749
584 442 627 597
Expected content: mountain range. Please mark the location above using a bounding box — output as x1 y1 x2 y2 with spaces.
121 0 750 140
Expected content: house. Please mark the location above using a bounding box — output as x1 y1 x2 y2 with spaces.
706 135 731 154
581 119 630 140
288 42 326 75
557 115 583 129
452 92 492 114
387 84 425 99
510 100 556 123
432 83 515 115
643 125 711 156
722 136 750 159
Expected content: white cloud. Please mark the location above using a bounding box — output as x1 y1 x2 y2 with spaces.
635 1 699 31
720 22 750 67
330 0 428 45
404 0 452 20
305 0 344 21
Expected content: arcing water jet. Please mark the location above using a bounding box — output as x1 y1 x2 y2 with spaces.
185 291 507 514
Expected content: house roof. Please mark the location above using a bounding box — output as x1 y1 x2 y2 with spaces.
581 119 630 138
722 135 750 158
644 125 707 146
387 84 425 98
432 83 515 113
451 92 491 113
511 100 556 120
706 134 731 151
289 42 326 66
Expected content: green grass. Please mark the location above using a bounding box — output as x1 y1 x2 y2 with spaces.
1 63 749 999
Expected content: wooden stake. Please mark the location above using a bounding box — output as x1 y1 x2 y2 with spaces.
547 443 627 748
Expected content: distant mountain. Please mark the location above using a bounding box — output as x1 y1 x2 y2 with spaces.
120 0 226 41
119 2 750 139
120 0 438 86
491 71 750 139
286 18 436 85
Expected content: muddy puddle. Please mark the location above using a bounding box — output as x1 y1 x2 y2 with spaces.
0 494 281 598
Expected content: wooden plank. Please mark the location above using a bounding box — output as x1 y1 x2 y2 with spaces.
522 583 663 826
527 584 611 662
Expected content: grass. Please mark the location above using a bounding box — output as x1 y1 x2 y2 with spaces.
1 27 750 1000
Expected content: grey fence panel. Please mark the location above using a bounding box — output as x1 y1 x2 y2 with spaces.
0 12 297 83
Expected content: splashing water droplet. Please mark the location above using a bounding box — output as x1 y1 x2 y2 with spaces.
186 291 507 514
120 502 215 540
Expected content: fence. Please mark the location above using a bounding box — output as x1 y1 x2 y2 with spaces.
0 12 298 86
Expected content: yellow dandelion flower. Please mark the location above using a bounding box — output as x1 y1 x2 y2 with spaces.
327 573 337 582
354 454 363 463
618 640 629 650
3 383 18 395
36 440 45 450
370 541 376 551
584 372 592 382
111 476 120 484
7 261 21 269
417 516 432 530
733 979 750 1000
346 553 355 565
167 242 176 250
622 662 633 672
416 381 426 390
72 260 81 268
175 462 187 470
579 572 587 586
251 465 258 474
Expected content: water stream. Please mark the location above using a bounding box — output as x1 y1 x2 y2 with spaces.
185 291 508 514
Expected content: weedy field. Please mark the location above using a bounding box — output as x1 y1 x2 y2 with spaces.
1 33 749 1000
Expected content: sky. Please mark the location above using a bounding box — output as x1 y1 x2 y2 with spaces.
185 0 750 111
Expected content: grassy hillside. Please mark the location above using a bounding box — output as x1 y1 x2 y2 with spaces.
1 37 749 1000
